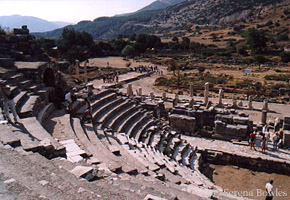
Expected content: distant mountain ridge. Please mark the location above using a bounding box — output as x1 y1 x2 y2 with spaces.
138 0 185 12
35 0 286 39
0 15 71 32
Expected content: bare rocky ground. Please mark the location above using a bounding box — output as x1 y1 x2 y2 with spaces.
0 140 195 200
210 164 290 200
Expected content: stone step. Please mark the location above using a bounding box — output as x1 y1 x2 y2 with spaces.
37 103 55 125
100 101 134 129
14 91 28 111
137 121 156 143
76 89 115 114
18 79 32 89
7 124 42 152
70 117 93 157
128 114 151 139
0 125 21 147
18 95 40 118
93 98 124 123
80 124 123 172
131 116 154 141
27 83 43 92
21 117 66 158
33 87 53 103
110 105 140 132
9 85 20 96
7 73 24 83
119 110 145 134
146 130 157 146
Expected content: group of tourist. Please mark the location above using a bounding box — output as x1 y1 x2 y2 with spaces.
65 86 93 123
0 81 18 123
102 71 119 83
133 65 159 74
249 124 284 153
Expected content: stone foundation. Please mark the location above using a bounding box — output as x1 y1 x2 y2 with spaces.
169 114 196 135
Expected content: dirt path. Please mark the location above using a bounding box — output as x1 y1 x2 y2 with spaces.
210 164 290 200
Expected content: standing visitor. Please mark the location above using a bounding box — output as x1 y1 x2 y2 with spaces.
65 90 73 114
249 131 256 150
265 179 274 200
273 133 279 151
82 98 93 123
262 135 267 153
0 81 18 123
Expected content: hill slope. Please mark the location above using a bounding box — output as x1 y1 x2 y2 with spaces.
150 0 285 28
0 15 71 32
35 0 287 39
138 0 185 12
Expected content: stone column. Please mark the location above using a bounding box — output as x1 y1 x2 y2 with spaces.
248 95 253 110
173 94 179 107
189 97 195 108
138 87 142 96
127 84 133 96
218 89 223 105
261 110 267 125
262 98 268 111
84 61 88 84
204 82 209 105
162 92 167 100
75 60 80 79
189 83 194 97
232 95 237 107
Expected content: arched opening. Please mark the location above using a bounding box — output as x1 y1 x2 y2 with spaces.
43 68 55 87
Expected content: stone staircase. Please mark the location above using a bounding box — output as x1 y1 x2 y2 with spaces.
66 89 228 199
0 68 244 199
0 71 66 159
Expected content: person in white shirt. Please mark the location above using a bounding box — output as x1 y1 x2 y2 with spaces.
265 179 274 200
65 91 73 113
0 81 18 123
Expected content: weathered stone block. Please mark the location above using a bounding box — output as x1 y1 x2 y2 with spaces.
233 116 249 125
283 130 290 148
169 114 196 134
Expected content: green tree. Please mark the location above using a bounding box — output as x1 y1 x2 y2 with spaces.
121 45 135 57
181 37 190 50
57 28 93 62
246 28 268 54
280 52 290 63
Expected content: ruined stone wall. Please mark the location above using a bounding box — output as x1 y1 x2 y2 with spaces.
169 114 196 135
200 150 290 176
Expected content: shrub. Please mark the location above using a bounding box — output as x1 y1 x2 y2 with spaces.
280 52 290 63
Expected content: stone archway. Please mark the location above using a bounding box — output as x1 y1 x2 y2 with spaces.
43 68 55 87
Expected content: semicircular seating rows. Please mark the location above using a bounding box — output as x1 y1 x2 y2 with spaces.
0 71 234 199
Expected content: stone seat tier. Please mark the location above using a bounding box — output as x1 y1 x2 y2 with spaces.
21 117 66 158
93 98 125 124
90 93 117 114
0 124 21 147
18 95 40 118
95 130 151 175
128 114 152 139
79 123 136 173
7 73 24 81
14 91 28 111
119 109 146 134
77 89 115 114
110 105 141 132
37 103 55 125
27 83 43 93
132 118 156 142
101 100 135 129
18 79 32 89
